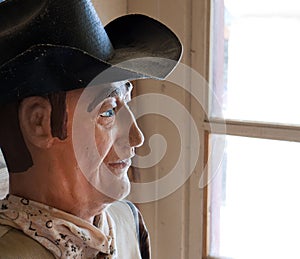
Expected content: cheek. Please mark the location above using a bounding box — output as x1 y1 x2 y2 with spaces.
95 127 115 158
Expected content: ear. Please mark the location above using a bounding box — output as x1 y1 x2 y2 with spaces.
18 96 54 149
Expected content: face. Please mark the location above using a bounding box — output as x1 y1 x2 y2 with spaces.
66 81 144 201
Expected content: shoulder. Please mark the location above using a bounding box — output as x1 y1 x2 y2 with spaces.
108 200 138 219
107 200 141 234
0 225 54 259
107 200 138 232
107 201 151 259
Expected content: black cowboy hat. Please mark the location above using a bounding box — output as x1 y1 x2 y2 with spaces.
0 0 182 104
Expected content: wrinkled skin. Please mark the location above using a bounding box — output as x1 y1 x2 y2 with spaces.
10 81 144 223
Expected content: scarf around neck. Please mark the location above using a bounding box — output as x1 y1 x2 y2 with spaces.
0 195 117 259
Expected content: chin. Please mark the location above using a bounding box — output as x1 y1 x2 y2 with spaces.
108 177 131 201
94 173 131 201
85 165 131 202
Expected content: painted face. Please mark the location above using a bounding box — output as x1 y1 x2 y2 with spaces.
67 81 144 201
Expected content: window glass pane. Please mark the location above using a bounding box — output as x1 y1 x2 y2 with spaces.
209 134 300 259
211 0 300 125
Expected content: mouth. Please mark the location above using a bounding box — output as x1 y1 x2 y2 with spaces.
108 159 132 171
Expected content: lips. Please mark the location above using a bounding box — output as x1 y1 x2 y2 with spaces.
108 159 131 170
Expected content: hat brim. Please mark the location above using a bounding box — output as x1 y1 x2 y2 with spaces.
0 15 182 104
106 14 182 78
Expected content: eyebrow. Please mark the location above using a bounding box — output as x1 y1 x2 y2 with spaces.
108 88 122 98
87 81 132 112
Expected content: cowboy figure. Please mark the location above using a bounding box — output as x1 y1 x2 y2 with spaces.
0 0 182 258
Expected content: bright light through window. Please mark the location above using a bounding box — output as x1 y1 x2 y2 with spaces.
209 1 300 258
211 0 300 125
209 135 300 259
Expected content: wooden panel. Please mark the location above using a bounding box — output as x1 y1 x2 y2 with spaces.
92 0 127 24
204 119 300 142
189 1 211 258
127 0 211 258
128 0 191 64
128 0 193 258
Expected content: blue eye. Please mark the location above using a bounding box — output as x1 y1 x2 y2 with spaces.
100 109 115 118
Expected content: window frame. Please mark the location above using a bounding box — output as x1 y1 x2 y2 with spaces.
203 1 300 258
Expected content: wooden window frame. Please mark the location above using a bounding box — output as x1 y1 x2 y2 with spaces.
203 1 300 258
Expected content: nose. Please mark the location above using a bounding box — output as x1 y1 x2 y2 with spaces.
129 116 144 148
117 105 144 149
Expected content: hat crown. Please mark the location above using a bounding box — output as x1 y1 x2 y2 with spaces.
0 0 182 105
0 0 113 66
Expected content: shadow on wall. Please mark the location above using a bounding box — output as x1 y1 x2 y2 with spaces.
0 149 8 199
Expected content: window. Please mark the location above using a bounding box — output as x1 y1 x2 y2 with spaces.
206 1 300 258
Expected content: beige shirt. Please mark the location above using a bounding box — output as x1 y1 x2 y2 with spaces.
0 195 142 259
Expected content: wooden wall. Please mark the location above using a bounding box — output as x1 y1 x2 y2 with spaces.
127 0 210 258
92 0 127 24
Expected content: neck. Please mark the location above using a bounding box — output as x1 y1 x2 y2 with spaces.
9 158 111 224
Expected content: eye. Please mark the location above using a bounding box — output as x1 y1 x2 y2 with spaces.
99 108 116 118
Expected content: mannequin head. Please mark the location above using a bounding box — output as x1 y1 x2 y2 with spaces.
0 81 144 221
0 0 181 221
